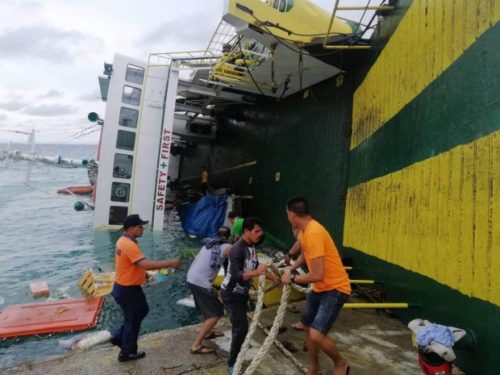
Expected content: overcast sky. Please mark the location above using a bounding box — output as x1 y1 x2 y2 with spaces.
0 0 356 144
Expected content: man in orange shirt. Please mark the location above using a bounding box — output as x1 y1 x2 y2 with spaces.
281 197 351 375
111 214 182 362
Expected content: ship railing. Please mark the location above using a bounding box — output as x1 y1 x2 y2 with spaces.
208 36 270 87
148 50 220 68
148 20 237 69
323 0 394 49
206 20 238 56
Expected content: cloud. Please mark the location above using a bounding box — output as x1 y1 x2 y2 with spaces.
0 25 104 63
22 103 78 117
0 100 26 112
38 89 64 98
4 0 43 9
79 91 102 102
138 10 220 50
0 113 8 122
18 0 43 11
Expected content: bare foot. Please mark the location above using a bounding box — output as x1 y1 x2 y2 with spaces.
292 321 305 331
333 362 349 375
306 367 321 375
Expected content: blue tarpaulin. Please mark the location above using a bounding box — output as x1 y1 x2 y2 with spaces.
180 195 227 238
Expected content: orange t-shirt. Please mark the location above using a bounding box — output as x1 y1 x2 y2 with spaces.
115 235 147 286
300 220 351 294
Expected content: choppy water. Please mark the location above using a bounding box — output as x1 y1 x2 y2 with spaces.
0 144 200 369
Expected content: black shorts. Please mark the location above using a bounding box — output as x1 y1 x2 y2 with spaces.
188 282 224 319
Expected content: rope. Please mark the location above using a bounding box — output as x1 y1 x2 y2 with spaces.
248 264 285 297
243 284 291 375
291 282 311 294
253 319 307 374
248 280 281 297
230 256 338 375
232 275 266 375
233 265 308 374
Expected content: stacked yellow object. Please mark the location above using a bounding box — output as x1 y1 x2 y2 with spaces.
77 268 115 297
78 268 174 297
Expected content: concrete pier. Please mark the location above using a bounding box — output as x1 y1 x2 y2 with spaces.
0 301 464 374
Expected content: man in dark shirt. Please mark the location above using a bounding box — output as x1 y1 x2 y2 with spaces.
220 217 278 374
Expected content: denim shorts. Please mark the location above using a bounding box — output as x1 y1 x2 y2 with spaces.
300 289 349 334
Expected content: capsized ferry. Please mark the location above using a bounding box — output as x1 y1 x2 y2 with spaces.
93 1 500 373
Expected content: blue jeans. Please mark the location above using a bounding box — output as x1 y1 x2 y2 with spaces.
112 283 149 355
300 289 349 334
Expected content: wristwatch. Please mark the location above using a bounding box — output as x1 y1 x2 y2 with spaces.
290 274 296 283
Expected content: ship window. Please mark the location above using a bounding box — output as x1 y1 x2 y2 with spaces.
122 85 141 106
113 153 133 179
125 64 144 85
116 130 136 151
272 0 293 12
119 107 138 128
109 206 128 225
111 182 130 202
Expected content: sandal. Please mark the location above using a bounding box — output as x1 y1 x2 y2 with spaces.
205 331 224 340
190 345 215 354
291 322 305 331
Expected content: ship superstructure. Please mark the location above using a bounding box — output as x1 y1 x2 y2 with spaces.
93 1 500 373
94 0 367 230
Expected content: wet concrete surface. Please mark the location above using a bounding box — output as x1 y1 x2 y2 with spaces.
0 299 465 374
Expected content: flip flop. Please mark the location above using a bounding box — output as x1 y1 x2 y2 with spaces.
190 345 215 354
291 322 305 331
204 331 224 340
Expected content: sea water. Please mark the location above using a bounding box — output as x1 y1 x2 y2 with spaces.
0 144 200 369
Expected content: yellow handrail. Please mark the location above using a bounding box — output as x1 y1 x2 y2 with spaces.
350 279 375 284
344 303 410 309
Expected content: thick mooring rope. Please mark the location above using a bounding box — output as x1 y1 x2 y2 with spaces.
233 265 311 375
253 319 307 373
290 282 311 294
243 283 291 375
233 275 266 375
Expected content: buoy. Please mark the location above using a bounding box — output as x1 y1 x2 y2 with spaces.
74 201 85 211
